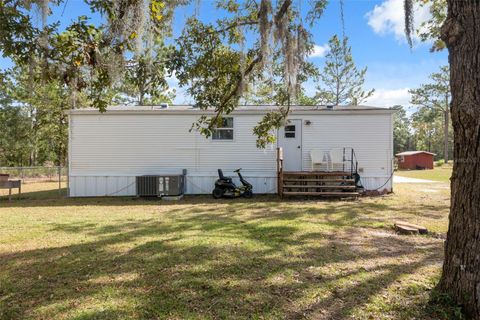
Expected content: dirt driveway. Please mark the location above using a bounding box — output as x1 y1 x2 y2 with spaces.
393 175 436 184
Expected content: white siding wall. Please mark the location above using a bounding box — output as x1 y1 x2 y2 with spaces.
69 111 393 196
300 113 393 191
69 113 277 196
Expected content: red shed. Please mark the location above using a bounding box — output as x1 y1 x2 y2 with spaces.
396 151 436 170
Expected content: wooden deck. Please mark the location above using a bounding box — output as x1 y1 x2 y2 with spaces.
279 171 360 198
282 171 355 176
276 148 360 198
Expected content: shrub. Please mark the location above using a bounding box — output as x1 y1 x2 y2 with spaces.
435 159 445 167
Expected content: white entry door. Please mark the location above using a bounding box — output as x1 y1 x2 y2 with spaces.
278 119 302 171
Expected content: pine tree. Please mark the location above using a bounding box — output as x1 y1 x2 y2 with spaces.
409 66 451 163
315 35 374 106
391 105 412 154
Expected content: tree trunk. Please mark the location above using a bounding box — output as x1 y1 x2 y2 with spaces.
335 76 340 105
138 79 145 106
428 132 432 152
438 1 480 318
444 108 449 163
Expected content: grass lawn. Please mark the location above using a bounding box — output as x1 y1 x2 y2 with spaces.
0 181 453 319
395 165 453 183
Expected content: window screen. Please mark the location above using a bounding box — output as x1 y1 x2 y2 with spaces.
212 117 234 140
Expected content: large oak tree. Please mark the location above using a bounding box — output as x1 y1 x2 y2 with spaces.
408 0 480 317
438 1 480 317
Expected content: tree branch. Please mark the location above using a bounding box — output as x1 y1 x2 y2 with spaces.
213 20 259 34
206 0 293 130
208 54 264 128
275 0 293 23
224 53 263 106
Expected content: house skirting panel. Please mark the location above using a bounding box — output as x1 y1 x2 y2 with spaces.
360 176 393 192
68 174 391 197
69 175 278 197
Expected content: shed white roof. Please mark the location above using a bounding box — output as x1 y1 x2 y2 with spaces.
396 151 436 156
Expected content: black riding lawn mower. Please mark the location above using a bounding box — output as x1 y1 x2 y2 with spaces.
212 168 253 199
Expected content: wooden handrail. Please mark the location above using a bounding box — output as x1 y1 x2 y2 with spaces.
277 147 284 197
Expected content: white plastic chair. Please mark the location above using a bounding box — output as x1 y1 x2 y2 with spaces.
310 150 331 171
329 148 345 172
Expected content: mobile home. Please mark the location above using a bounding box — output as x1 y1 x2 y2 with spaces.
68 105 394 197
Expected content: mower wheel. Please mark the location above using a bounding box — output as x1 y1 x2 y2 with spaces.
212 188 224 199
243 190 253 198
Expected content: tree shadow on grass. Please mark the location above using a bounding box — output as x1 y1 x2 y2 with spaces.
0 207 444 320
0 190 284 208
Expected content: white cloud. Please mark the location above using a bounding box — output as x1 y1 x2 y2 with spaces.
366 88 411 107
365 0 431 44
164 71 193 104
309 44 329 58
165 70 179 86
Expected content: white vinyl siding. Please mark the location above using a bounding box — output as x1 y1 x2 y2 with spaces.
301 114 393 176
70 114 277 175
68 109 393 196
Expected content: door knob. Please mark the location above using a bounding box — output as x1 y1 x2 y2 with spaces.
297 146 301 149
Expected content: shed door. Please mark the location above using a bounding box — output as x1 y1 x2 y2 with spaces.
278 119 302 171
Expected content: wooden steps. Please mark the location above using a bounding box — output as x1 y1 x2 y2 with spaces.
282 185 356 189
283 191 359 196
283 171 353 176
283 178 355 183
280 171 359 198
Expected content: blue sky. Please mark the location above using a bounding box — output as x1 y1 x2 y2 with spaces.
0 0 447 107
168 0 448 107
305 0 447 107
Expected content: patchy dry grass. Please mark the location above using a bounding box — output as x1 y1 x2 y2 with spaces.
396 166 453 183
0 181 451 319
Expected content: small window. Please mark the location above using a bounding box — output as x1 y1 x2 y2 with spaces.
284 125 296 138
212 117 234 140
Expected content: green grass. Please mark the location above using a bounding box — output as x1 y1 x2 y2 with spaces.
0 181 453 319
395 165 453 183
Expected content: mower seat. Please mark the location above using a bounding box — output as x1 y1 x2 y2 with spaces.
218 169 232 183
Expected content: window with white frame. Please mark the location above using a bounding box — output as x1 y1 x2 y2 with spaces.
212 117 234 140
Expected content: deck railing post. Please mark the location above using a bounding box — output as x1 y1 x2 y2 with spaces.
277 147 284 198
350 148 354 176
